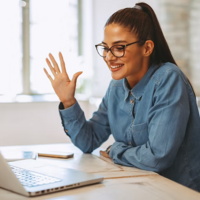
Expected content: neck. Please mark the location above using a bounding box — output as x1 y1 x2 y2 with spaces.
126 59 149 88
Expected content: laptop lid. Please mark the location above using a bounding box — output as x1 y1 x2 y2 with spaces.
0 153 28 196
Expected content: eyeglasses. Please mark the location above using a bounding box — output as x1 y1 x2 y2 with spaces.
95 41 142 58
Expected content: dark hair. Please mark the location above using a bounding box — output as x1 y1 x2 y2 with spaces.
105 2 177 67
105 2 196 95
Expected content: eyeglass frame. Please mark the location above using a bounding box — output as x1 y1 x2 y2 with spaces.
95 40 145 58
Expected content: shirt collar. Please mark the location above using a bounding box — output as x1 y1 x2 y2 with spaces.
123 64 159 101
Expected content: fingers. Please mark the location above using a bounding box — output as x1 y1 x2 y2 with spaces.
49 53 61 73
43 68 53 82
59 52 70 80
59 52 66 72
46 58 57 76
72 71 83 86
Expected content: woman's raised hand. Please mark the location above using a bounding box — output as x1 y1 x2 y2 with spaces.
44 52 82 108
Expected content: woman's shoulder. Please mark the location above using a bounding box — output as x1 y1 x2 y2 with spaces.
154 62 182 76
152 62 189 86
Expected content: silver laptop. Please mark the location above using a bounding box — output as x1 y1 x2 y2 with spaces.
0 152 104 197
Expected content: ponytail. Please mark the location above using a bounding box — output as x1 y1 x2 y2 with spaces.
136 2 177 66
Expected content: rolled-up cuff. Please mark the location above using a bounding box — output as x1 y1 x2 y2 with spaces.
59 101 83 122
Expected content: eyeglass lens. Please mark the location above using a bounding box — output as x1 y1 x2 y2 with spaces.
97 45 124 57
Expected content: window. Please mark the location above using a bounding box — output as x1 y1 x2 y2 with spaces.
30 0 79 94
0 1 22 95
0 0 83 97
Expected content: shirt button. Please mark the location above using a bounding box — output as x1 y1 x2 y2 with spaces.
131 100 134 104
129 141 131 145
130 92 133 95
65 129 68 133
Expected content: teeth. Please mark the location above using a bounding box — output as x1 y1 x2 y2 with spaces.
110 64 123 69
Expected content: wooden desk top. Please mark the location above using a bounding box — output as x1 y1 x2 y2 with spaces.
0 143 200 200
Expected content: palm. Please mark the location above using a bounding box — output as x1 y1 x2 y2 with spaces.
44 52 82 106
52 73 74 100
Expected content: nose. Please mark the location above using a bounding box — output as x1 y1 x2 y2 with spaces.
105 50 117 62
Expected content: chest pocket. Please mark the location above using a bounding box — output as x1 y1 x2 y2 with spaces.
132 122 149 146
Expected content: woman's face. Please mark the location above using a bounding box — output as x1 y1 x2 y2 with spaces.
103 23 148 86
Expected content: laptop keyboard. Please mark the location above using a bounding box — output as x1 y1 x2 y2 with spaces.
10 166 62 187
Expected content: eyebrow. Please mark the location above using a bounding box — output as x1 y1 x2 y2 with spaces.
102 40 128 45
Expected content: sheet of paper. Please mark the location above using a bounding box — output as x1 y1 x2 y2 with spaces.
1 150 37 162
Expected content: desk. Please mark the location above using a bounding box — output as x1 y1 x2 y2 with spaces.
0 143 200 200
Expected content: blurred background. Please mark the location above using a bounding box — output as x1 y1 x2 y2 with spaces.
0 0 200 147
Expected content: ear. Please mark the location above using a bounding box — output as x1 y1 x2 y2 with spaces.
143 40 154 57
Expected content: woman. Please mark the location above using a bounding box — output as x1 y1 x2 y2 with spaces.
44 3 200 191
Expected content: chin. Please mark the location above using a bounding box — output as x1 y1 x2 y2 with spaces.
111 74 125 80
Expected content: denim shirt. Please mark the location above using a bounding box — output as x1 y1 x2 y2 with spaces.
59 62 200 191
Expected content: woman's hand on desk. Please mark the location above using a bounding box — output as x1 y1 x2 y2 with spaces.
100 150 111 159
100 145 112 159
44 52 83 109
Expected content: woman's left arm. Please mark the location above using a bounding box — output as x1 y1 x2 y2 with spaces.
109 70 191 172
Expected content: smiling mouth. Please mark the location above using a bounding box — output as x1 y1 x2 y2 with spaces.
110 64 124 69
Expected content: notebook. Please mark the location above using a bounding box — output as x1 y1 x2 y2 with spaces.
0 152 103 197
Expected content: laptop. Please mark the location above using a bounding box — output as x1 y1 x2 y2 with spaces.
0 152 104 197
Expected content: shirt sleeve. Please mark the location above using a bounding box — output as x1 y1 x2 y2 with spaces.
109 70 191 172
59 82 112 153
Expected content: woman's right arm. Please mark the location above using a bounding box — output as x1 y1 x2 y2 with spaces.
59 87 111 153
44 52 111 153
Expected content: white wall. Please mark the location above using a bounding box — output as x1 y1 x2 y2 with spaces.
0 101 71 146
0 100 115 148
